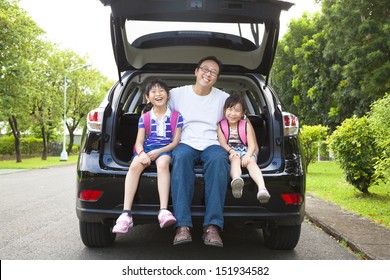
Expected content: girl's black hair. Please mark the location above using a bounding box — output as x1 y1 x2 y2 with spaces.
142 79 169 113
223 93 247 113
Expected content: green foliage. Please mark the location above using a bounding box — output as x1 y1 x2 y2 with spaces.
0 0 44 129
0 0 113 160
328 116 379 193
367 93 390 185
272 12 323 121
272 0 390 130
300 124 329 173
0 136 42 155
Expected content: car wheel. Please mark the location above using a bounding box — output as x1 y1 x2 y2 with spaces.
79 221 116 247
262 224 301 250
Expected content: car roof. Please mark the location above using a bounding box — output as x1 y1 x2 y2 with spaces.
99 0 293 81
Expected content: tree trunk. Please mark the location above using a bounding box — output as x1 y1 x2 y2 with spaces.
8 115 22 163
67 129 74 155
41 125 48 160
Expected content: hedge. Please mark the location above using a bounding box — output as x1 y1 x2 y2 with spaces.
0 136 79 156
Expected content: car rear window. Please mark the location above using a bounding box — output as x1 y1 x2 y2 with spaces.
126 20 266 47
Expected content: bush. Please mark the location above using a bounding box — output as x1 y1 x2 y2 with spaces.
0 136 14 155
318 141 331 160
0 137 63 157
0 136 42 155
368 93 390 185
328 116 379 193
300 125 329 173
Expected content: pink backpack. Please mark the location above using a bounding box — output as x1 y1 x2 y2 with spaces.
219 118 247 145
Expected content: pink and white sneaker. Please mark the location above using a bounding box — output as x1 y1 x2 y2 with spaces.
158 209 177 229
112 212 133 234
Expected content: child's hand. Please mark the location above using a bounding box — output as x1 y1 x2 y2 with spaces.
229 150 240 160
146 150 160 161
139 152 151 165
241 154 251 167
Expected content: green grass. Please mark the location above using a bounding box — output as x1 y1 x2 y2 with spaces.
307 161 390 229
0 155 78 169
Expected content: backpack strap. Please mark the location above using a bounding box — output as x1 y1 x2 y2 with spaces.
170 110 179 138
238 119 247 145
133 111 151 154
143 111 151 136
220 119 229 142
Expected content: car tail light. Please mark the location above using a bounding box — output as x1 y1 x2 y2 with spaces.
87 108 104 132
79 190 103 202
281 193 303 205
282 112 299 136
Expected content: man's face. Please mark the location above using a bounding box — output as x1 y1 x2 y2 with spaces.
195 60 220 87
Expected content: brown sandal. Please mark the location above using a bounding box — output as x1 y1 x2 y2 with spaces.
202 225 223 247
173 226 192 245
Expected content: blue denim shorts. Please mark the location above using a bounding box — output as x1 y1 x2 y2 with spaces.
132 144 172 161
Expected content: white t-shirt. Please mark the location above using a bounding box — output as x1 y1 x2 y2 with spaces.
169 85 229 150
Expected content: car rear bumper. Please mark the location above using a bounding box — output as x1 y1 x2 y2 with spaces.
77 202 304 228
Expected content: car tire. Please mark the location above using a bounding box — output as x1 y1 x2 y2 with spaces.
79 221 116 247
262 224 301 250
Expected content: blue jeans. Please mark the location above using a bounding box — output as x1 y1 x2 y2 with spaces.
171 143 230 229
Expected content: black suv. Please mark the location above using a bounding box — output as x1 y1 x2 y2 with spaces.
77 0 305 250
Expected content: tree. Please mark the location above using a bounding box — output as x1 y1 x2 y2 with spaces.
271 12 324 123
321 0 390 122
0 0 45 162
272 0 390 130
63 59 111 154
28 41 65 160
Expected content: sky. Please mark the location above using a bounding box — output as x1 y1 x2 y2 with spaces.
19 0 321 81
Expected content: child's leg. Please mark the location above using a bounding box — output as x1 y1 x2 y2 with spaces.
155 155 171 209
246 157 270 203
230 156 242 179
113 157 146 234
123 157 148 210
155 155 177 228
230 156 244 198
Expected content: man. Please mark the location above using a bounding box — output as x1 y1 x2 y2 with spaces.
169 56 230 247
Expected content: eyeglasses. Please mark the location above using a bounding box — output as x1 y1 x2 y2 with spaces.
198 66 219 77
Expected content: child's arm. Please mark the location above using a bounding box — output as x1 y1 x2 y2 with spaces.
245 117 259 156
134 127 151 165
246 121 257 156
241 121 258 167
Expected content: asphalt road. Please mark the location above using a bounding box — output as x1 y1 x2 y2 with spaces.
0 165 357 260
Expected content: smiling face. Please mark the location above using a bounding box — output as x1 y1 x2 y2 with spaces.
195 59 220 88
225 103 245 127
146 84 169 109
223 93 247 127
